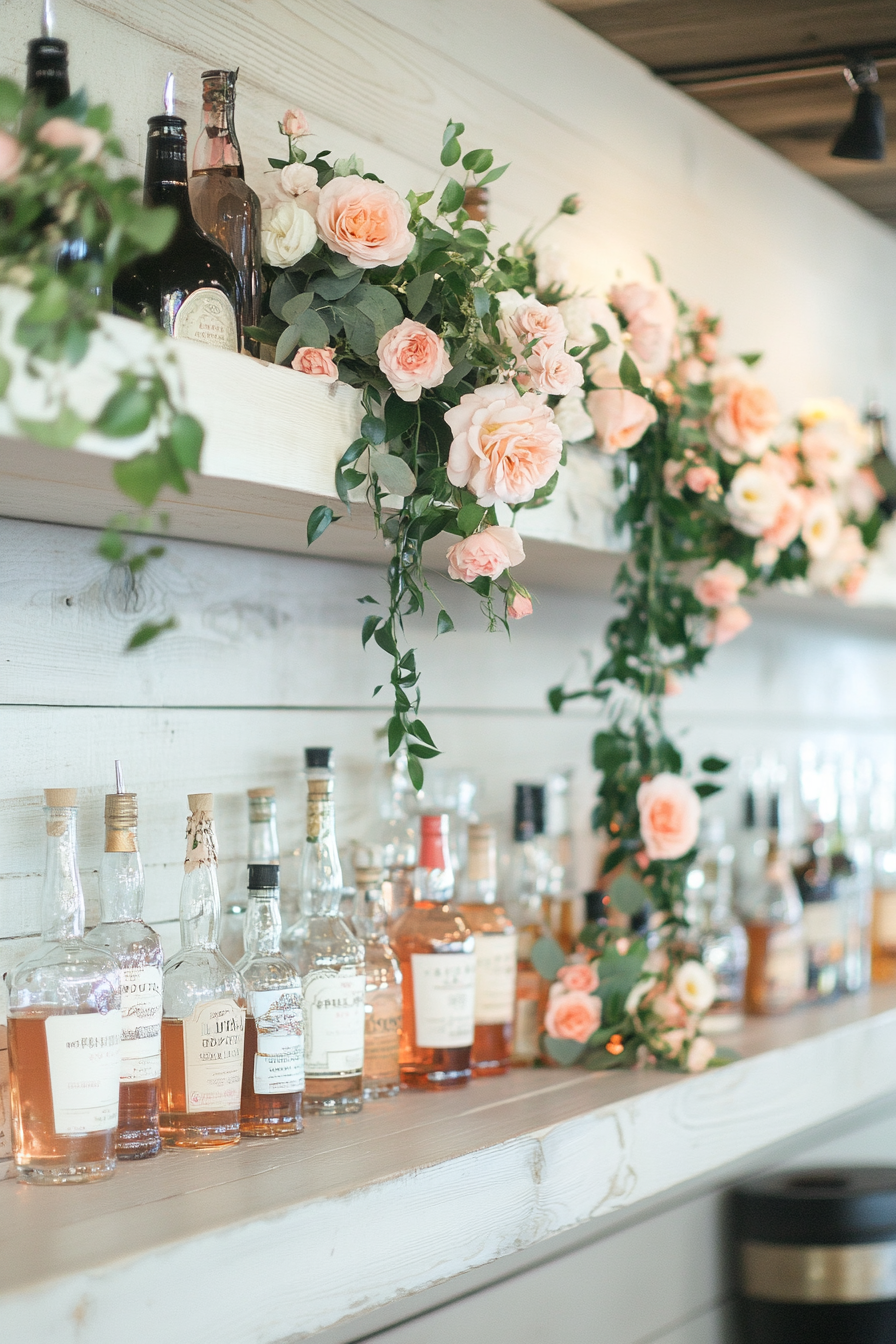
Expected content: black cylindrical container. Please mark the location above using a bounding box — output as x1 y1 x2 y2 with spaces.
732 1168 896 1344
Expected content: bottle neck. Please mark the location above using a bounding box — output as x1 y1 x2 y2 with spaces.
243 891 281 957
192 76 245 179
181 811 220 948
144 116 193 219
41 807 85 941
99 820 145 922
26 37 70 109
300 773 343 917
353 871 389 939
248 801 279 863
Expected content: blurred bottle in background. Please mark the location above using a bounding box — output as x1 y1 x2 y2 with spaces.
459 823 516 1076
378 749 418 922
740 790 806 1016
542 770 580 953
689 818 747 1033
871 757 896 982
506 784 552 1065
221 787 279 966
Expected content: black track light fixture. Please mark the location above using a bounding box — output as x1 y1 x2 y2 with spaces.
831 54 886 161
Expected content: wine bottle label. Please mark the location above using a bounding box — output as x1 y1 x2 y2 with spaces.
802 900 844 949
513 966 542 1060
473 932 518 1025
764 926 808 1008
875 891 896 948
248 988 304 1095
302 968 365 1077
410 952 476 1048
363 984 402 1081
173 288 238 351
182 998 244 1113
120 966 163 1083
45 1010 122 1135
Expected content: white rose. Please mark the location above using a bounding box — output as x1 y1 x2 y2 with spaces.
535 244 569 295
801 492 842 559
726 463 787 537
624 977 656 1016
553 388 595 443
277 163 321 219
673 960 716 1014
261 200 318 267
558 296 620 350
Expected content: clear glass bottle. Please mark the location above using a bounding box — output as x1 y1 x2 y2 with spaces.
697 841 748 1034
793 817 843 1001
220 787 279 966
237 864 304 1137
7 790 121 1184
741 814 806 1016
459 823 516 1076
379 749 418 922
85 764 163 1159
283 749 366 1115
506 784 552 1065
872 842 896 982
543 771 579 952
352 846 402 1100
189 68 262 356
391 814 476 1090
160 794 246 1148
734 784 769 911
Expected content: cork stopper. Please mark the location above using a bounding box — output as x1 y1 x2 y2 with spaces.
247 786 275 799
466 823 496 883
44 788 77 807
105 792 138 851
188 792 213 815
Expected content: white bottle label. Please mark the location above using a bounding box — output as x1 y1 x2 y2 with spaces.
411 953 476 1048
802 901 843 948
248 988 304 1095
45 1011 122 1135
302 969 365 1077
183 999 245 1114
765 925 808 1007
875 890 896 947
473 933 518 1025
173 288 238 351
120 966 163 1083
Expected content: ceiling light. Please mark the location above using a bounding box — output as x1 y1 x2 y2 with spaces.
831 56 886 161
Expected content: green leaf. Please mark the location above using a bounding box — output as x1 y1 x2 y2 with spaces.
280 291 315 324
436 609 455 636
407 754 424 791
112 451 166 507
462 147 493 173
694 781 723 799
361 614 381 647
439 178 465 213
357 595 379 604
542 1035 587 1066
608 872 647 916
371 452 417 496
294 307 331 349
97 386 154 439
373 622 398 656
126 617 177 650
700 756 729 774
269 271 303 319
387 715 404 757
547 684 565 714
477 163 508 187
384 394 418 441
530 935 567 981
0 77 25 121
590 324 610 353
354 286 404 340
339 304 378 357
361 414 387 445
169 413 203 472
740 352 762 367
406 272 435 317
408 720 437 747
124 203 176 254
408 742 440 759
618 351 644 392
472 287 491 320
311 270 363 301
339 437 368 468
307 504 339 545
456 502 486 536
275 323 302 364
0 353 11 398
18 407 87 450
97 529 125 562
23 278 70 325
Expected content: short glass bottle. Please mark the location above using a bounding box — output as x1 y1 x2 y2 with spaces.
7 790 121 1184
392 814 476 1090
221 786 279 966
237 865 304 1137
283 749 366 1115
160 793 246 1147
459 823 517 1076
741 824 806 1016
352 847 402 1100
85 772 163 1159
506 785 552 1065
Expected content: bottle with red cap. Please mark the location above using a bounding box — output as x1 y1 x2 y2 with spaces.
390 814 476 1089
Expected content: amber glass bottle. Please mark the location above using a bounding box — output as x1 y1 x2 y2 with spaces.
459 823 516 1076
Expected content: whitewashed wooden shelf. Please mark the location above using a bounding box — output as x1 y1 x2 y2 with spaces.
2 989 896 1344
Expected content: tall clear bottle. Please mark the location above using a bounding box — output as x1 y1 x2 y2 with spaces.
237 865 304 1137
160 794 246 1147
86 764 163 1159
220 786 279 965
353 846 402 1100
506 784 552 1065
379 749 418 921
741 810 806 1016
693 834 748 1033
189 69 262 355
283 749 366 1115
7 790 121 1184
459 823 517 1076
392 814 476 1089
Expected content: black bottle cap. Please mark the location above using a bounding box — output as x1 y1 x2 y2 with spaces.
732 1168 896 1245
768 792 780 831
743 789 756 829
27 37 70 108
584 889 608 923
514 783 545 841
305 747 333 769
247 863 280 890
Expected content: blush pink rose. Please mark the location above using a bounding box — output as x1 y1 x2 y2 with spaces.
275 162 320 217
37 117 103 163
282 108 310 137
664 459 684 498
544 989 601 1043
609 280 678 377
651 993 688 1028
693 559 747 608
377 318 450 402
526 340 584 396
636 773 700 861
706 604 752 645
498 293 567 358
316 175 414 270
687 1036 717 1073
0 130 23 182
445 382 562 506
684 464 719 496
708 373 780 462
291 346 339 381
446 525 525 582
507 592 533 620
726 463 788 537
587 388 658 453
763 488 803 549
557 962 599 994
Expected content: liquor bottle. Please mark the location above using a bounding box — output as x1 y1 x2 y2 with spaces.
391 814 476 1089
85 763 163 1159
378 749 418 921
7 789 121 1184
160 794 246 1148
695 837 748 1034
458 823 517 1076
283 749 366 1115
352 846 402 1100
543 771 579 952
113 73 240 350
189 69 262 356
506 784 552 1065
220 786 279 966
237 864 304 1137
741 807 806 1016
26 3 69 109
734 783 769 910
793 816 843 1001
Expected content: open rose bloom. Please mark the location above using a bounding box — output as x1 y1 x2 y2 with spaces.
377 319 451 402
316 174 414 270
637 773 701 862
445 382 563 506
544 989 601 1044
446 526 525 583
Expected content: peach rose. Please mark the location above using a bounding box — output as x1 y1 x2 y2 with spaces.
316 174 414 270
651 993 688 1028
693 559 747 608
687 1035 717 1073
282 108 310 137
609 280 678 377
507 591 533 620
558 962 599 994
526 340 584 397
0 130 23 182
446 525 525 583
587 388 658 454
685 464 719 496
636 772 700 861
497 293 567 359
726 463 787 537
801 491 841 559
376 318 450 402
663 459 684 498
706 604 752 645
445 382 562 506
37 116 103 163
708 372 780 463
544 989 601 1043
763 488 803 550
291 346 338 381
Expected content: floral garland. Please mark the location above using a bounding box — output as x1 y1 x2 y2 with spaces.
0 75 204 647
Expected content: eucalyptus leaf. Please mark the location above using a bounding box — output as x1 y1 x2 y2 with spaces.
371 452 417 496
295 307 331 349
275 323 302 365
97 386 154 438
18 407 87 450
608 872 647 915
355 286 404 340
280 291 315 324
269 271 303 319
530 935 567 981
406 272 435 317
543 1035 586 1066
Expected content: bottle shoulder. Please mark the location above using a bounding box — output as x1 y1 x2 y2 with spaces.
391 903 474 954
237 952 302 991
85 920 163 964
458 902 514 935
7 938 120 1011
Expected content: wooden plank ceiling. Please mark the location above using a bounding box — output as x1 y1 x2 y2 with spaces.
548 1 896 228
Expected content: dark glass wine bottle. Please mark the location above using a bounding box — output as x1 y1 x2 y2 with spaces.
113 76 240 352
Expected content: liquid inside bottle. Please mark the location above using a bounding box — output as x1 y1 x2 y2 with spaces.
740 810 806 1016
352 847 402 1100
459 823 516 1076
506 785 552 1064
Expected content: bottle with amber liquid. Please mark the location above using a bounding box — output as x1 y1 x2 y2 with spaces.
392 814 476 1089
741 807 806 1016
283 749 366 1115
506 784 552 1065
160 794 246 1147
352 846 402 1100
114 74 240 351
85 763 163 1159
237 864 304 1137
459 823 517 1076
189 69 262 356
7 789 121 1184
